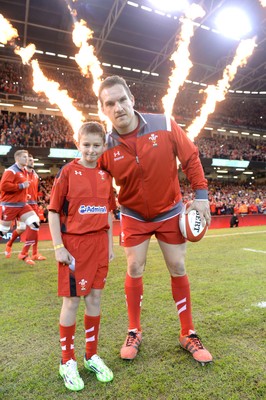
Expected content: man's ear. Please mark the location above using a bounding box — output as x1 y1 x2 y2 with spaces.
131 95 135 107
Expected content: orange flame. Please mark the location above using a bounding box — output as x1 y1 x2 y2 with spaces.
72 19 111 129
187 37 256 141
72 19 103 96
162 4 205 118
14 43 36 64
31 59 85 142
0 14 18 43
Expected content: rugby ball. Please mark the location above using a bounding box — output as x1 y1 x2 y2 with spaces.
179 204 208 242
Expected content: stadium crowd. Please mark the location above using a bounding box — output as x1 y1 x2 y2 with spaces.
1 61 266 129
0 111 265 161
1 61 266 219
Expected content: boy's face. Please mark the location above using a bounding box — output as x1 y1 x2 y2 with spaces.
78 132 105 167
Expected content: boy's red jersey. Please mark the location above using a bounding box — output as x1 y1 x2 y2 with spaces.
48 159 115 235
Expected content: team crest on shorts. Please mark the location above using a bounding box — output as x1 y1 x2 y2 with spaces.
79 278 87 291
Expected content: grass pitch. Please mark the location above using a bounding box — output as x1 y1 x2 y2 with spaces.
0 225 265 400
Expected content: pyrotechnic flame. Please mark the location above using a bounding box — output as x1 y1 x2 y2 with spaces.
259 0 266 7
72 19 111 129
162 3 205 119
72 19 103 96
0 14 18 43
14 43 36 64
186 37 256 141
31 59 85 142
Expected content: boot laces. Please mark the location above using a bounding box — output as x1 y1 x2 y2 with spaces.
126 331 137 346
188 333 204 350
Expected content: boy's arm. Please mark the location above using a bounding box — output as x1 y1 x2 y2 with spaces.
48 210 73 265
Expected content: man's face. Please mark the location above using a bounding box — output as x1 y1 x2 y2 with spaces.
16 152 28 167
27 156 34 169
100 84 137 134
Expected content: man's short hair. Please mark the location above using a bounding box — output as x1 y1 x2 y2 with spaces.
98 75 133 104
77 121 106 143
14 149 28 160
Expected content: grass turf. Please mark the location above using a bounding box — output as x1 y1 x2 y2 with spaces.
0 225 265 399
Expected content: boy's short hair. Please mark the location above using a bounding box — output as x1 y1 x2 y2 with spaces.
14 149 28 160
98 75 133 104
78 122 106 143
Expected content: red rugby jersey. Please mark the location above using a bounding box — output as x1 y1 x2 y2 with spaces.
0 163 28 205
48 159 115 235
27 168 39 205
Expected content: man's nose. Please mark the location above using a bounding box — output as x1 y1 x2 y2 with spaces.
114 101 123 111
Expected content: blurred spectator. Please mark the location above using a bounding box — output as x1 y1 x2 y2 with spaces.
230 213 239 228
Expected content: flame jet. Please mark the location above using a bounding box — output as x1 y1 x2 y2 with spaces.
186 38 256 141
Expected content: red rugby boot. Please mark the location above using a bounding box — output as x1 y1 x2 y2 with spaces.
120 330 142 360
18 253 35 266
5 243 12 258
32 253 46 261
179 330 212 365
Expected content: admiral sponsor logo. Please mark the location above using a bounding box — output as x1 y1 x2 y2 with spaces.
75 170 82 175
114 150 124 161
79 205 107 214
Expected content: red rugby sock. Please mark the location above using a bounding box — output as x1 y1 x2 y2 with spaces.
125 273 143 332
21 228 37 256
84 314 100 359
8 229 20 245
59 323 76 363
171 275 194 336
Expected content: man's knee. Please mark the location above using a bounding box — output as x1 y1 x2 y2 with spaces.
16 221 27 232
24 213 40 230
127 260 145 277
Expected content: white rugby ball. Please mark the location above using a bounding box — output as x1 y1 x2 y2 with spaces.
179 204 208 242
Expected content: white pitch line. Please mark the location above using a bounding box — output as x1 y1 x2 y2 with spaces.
243 248 266 254
1 230 266 256
204 230 266 238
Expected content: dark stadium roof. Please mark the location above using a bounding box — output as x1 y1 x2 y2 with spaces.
0 0 266 92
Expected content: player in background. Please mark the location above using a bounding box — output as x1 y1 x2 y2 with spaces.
48 122 115 392
98 75 212 365
0 150 40 265
5 154 46 264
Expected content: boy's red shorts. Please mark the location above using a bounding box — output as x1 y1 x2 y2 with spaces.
120 214 186 247
58 230 109 297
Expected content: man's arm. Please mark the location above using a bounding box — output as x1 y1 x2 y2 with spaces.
108 212 114 262
0 171 30 192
